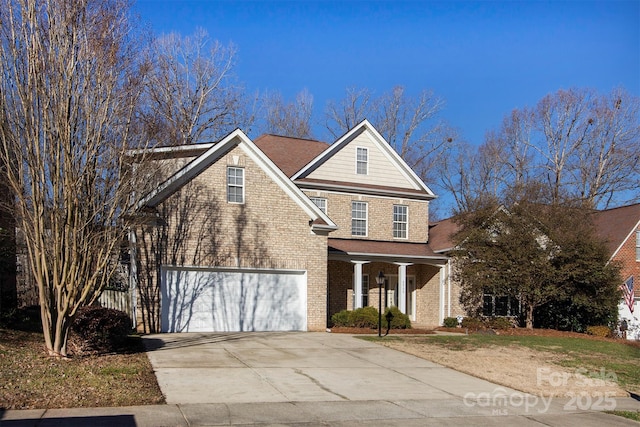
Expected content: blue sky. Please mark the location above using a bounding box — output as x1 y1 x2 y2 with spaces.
133 0 639 147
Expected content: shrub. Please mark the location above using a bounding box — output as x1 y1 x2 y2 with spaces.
382 306 411 329
71 306 132 353
331 310 351 327
443 317 459 328
586 325 612 338
348 306 379 329
486 316 514 330
461 316 484 330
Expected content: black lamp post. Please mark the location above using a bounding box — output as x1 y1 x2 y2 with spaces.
376 271 385 337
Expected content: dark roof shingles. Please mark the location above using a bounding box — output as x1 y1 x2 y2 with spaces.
328 238 443 258
592 203 640 256
253 134 329 177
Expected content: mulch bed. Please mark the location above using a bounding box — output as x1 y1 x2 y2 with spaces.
328 327 435 335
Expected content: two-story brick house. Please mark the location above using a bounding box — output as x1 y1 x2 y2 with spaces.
130 120 448 333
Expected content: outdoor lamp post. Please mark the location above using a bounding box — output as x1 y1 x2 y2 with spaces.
376 271 385 337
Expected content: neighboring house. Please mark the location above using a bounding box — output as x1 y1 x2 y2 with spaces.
129 120 451 333
593 203 640 338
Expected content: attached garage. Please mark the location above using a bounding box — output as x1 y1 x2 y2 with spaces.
161 267 307 332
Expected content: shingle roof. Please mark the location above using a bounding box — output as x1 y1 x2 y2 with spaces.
253 134 329 177
592 203 640 258
328 238 447 263
427 217 460 253
428 203 640 258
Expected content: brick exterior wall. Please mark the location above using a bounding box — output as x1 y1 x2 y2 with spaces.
134 145 328 332
445 262 466 320
613 226 640 284
316 189 444 328
303 190 429 243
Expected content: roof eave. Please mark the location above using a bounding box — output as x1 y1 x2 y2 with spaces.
328 250 448 264
295 180 436 201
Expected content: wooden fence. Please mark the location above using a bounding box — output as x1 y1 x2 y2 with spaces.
98 289 133 320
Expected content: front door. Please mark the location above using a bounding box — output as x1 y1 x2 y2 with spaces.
386 275 416 320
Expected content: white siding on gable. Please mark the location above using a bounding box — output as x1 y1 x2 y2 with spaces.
306 132 418 189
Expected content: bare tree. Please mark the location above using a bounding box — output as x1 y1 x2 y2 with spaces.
262 89 314 138
0 0 146 356
526 87 638 207
325 87 373 139
570 88 640 207
444 87 640 213
143 28 254 146
325 86 455 183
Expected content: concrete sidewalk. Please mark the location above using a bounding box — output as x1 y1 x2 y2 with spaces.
2 397 640 426
2 332 639 426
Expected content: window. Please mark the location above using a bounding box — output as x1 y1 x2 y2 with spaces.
636 231 640 261
361 274 369 307
351 201 367 236
393 205 408 239
227 167 244 203
356 147 368 175
482 293 520 317
310 197 327 214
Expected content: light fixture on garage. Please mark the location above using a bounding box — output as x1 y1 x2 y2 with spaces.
376 271 385 337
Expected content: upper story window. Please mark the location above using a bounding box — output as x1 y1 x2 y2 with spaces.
356 147 368 175
393 205 408 239
636 230 640 261
227 167 244 203
310 197 327 214
351 201 368 236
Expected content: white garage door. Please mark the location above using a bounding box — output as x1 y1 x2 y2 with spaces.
161 267 307 332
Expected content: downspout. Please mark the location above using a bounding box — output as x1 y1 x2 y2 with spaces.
128 229 137 330
439 266 445 325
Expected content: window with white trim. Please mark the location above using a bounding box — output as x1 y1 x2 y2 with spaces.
227 167 244 203
351 201 367 236
356 147 368 175
636 230 640 261
310 197 327 214
393 205 408 239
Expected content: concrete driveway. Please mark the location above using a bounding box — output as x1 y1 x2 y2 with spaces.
142 332 505 405
140 332 640 426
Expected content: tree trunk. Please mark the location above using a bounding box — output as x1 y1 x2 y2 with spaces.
526 304 534 329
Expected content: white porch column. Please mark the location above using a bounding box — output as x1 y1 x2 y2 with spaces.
352 261 368 309
395 263 412 314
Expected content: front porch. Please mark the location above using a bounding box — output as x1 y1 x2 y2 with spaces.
326 239 451 328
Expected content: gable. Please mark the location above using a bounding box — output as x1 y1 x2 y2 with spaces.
593 203 640 260
135 129 337 234
293 120 435 198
